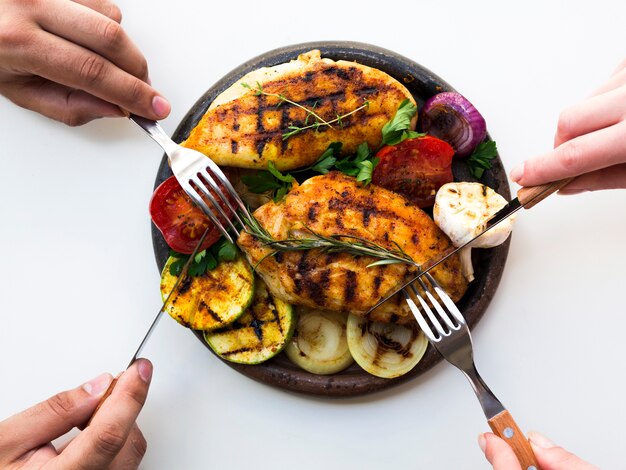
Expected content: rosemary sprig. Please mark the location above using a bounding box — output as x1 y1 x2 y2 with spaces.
242 212 417 269
241 81 369 140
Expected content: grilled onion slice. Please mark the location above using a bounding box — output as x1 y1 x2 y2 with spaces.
346 315 427 378
285 309 354 375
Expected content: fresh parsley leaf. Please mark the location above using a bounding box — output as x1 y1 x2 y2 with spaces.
216 240 238 262
169 256 187 276
273 185 289 202
467 140 498 179
267 161 295 183
355 142 371 162
309 142 342 174
381 100 419 146
188 250 217 276
241 162 294 202
241 171 282 193
168 238 240 278
194 250 206 264
355 157 380 185
334 157 360 176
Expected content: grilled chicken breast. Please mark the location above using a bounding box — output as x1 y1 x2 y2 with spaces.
182 50 416 171
237 172 468 323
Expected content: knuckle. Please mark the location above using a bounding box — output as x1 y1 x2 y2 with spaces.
135 57 149 81
0 24 34 49
126 78 149 107
62 112 92 127
107 3 123 23
556 109 575 141
94 423 127 457
556 139 584 171
131 429 148 459
78 54 107 85
45 392 77 419
121 383 148 409
101 19 124 50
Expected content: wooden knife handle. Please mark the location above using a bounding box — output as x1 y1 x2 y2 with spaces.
517 177 575 209
86 376 119 426
488 410 539 469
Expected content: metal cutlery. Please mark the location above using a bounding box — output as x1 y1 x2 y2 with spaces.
367 177 574 314
404 272 539 470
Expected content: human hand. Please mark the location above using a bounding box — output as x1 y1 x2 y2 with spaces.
0 0 170 126
478 431 599 470
510 58 626 193
0 358 153 470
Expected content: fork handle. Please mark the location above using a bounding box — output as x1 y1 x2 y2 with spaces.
488 410 539 469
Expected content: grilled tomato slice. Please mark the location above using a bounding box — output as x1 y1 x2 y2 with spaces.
150 176 222 254
372 136 454 208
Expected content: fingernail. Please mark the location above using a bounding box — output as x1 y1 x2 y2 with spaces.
477 433 487 453
152 95 170 119
82 373 113 397
510 163 524 182
136 359 153 384
528 431 555 449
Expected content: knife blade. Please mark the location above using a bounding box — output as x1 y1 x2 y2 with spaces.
88 227 210 424
366 177 574 314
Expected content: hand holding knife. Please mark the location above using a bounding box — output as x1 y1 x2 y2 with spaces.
88 227 211 424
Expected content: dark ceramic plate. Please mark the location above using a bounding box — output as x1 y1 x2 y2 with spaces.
152 41 511 397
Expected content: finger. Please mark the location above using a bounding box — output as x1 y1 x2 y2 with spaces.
1 77 125 126
71 0 123 23
512 121 626 186
554 85 626 147
106 424 148 470
37 0 147 81
17 30 169 120
529 432 599 470
0 373 113 457
588 67 626 97
56 359 153 469
479 433 523 470
558 163 626 193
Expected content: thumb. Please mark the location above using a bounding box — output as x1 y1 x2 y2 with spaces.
479 433 522 470
0 373 113 459
529 432 599 470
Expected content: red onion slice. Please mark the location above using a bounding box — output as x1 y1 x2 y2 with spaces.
420 92 487 157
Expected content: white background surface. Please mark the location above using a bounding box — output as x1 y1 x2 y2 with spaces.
1 1 625 469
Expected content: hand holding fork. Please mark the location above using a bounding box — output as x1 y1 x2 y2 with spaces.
404 273 539 470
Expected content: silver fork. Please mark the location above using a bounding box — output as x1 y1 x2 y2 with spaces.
404 273 539 470
130 114 252 242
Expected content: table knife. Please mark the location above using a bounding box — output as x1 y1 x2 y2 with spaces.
367 177 574 313
87 227 210 424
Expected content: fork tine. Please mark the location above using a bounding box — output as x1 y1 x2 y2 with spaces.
198 168 246 228
203 158 253 218
402 290 437 341
182 183 234 244
409 284 447 338
191 174 240 235
417 277 458 331
425 273 465 326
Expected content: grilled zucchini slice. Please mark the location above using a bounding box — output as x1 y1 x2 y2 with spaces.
160 255 254 331
204 280 295 364
285 309 353 375
346 314 427 378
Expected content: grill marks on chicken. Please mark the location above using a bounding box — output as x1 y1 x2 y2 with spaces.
181 50 416 171
237 173 468 323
